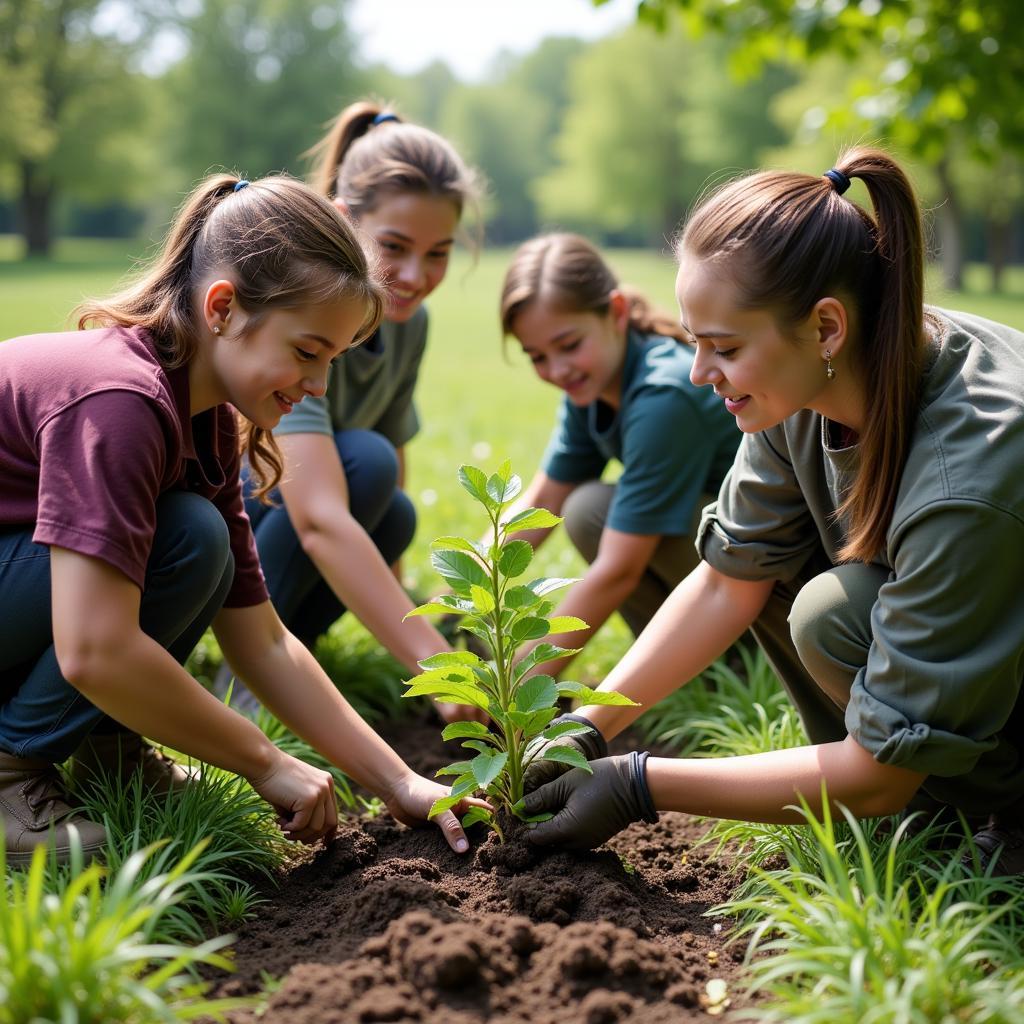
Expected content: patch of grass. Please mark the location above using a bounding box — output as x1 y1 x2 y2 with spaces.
716 799 1024 1023
0 834 254 1023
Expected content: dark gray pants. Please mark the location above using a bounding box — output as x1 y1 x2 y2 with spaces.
561 480 704 637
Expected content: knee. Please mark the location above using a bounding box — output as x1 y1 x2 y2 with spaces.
152 492 231 589
561 482 609 563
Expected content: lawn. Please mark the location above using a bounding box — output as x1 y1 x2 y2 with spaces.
2 237 1024 1022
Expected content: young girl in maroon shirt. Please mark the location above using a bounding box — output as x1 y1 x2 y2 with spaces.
0 173 482 865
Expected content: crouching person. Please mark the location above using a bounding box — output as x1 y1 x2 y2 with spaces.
0 173 481 865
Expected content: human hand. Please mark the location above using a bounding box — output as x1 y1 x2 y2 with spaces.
521 751 658 850
522 713 607 792
383 771 491 854
246 750 338 844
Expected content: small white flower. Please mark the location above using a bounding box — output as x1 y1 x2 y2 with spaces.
420 489 438 506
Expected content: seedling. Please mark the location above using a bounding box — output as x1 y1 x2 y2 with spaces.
403 461 637 841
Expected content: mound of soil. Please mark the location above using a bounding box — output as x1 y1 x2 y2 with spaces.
209 718 749 1022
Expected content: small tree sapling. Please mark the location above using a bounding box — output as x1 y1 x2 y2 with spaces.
403 461 637 841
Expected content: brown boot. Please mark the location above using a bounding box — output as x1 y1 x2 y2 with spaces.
70 732 195 796
0 751 108 866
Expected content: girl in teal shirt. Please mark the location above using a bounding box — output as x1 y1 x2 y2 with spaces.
498 233 739 677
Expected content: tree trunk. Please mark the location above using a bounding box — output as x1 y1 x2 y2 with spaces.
987 217 1009 294
19 160 54 258
934 159 964 292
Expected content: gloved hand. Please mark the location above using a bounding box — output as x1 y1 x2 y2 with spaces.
521 751 659 850
523 713 607 792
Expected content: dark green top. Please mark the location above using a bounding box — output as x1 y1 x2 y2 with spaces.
541 329 740 536
698 308 1024 805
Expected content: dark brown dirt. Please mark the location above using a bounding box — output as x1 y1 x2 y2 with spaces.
207 715 750 1022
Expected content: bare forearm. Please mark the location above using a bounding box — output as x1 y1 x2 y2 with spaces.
579 564 774 740
65 634 276 780
646 737 925 823
301 521 444 674
231 629 410 797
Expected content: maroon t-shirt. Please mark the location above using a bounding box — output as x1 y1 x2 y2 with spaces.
0 325 268 607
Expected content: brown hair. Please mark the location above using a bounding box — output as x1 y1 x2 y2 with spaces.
310 99 481 229
76 173 386 501
500 232 689 344
678 147 930 563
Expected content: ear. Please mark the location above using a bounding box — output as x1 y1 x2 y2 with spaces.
810 296 849 362
333 197 352 220
608 289 630 335
201 279 236 334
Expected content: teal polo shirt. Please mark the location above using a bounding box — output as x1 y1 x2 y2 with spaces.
541 329 740 536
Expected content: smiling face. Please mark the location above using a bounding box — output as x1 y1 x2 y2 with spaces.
511 295 628 408
352 192 460 324
676 255 833 433
211 300 368 429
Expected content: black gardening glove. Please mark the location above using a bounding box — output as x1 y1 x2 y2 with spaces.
521 751 659 850
523 713 608 792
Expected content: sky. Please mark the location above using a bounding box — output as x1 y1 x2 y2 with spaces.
347 0 638 81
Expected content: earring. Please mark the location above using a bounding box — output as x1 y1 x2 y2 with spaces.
212 325 221 335
825 349 835 380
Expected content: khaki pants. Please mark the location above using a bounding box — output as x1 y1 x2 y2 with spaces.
562 481 704 637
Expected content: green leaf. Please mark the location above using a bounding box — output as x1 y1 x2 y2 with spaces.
403 602 453 619
546 616 588 634
486 466 522 505
461 739 493 755
406 665 475 688
431 549 488 593
504 585 541 609
505 507 562 533
510 616 550 644
471 750 508 788
458 465 497 509
435 760 474 778
430 536 479 555
461 807 494 829
404 682 490 711
515 643 580 679
451 773 479 797
541 721 594 742
527 576 580 597
555 682 639 707
514 674 559 714
519 811 555 823
428 794 463 818
541 746 594 773
469 584 496 614
419 651 483 670
498 540 533 579
441 721 493 741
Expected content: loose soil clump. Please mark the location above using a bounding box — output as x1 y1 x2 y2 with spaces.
209 718 749 1022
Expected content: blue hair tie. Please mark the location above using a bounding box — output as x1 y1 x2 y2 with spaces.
371 112 400 126
823 168 851 195
233 179 250 192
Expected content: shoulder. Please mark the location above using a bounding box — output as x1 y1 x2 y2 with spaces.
894 308 1024 526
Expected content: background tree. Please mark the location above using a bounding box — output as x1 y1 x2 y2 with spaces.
623 0 1024 287
0 0 155 255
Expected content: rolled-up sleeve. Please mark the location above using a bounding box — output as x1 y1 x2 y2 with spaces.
848 502 1024 776
698 426 819 582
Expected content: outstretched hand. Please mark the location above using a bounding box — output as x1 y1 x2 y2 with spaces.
522 752 659 851
522 713 607 792
384 771 491 853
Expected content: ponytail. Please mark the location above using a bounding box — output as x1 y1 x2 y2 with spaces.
308 98 482 231
76 173 386 502
678 146 929 562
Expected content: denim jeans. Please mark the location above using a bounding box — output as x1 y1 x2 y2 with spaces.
0 491 234 762
245 429 416 647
